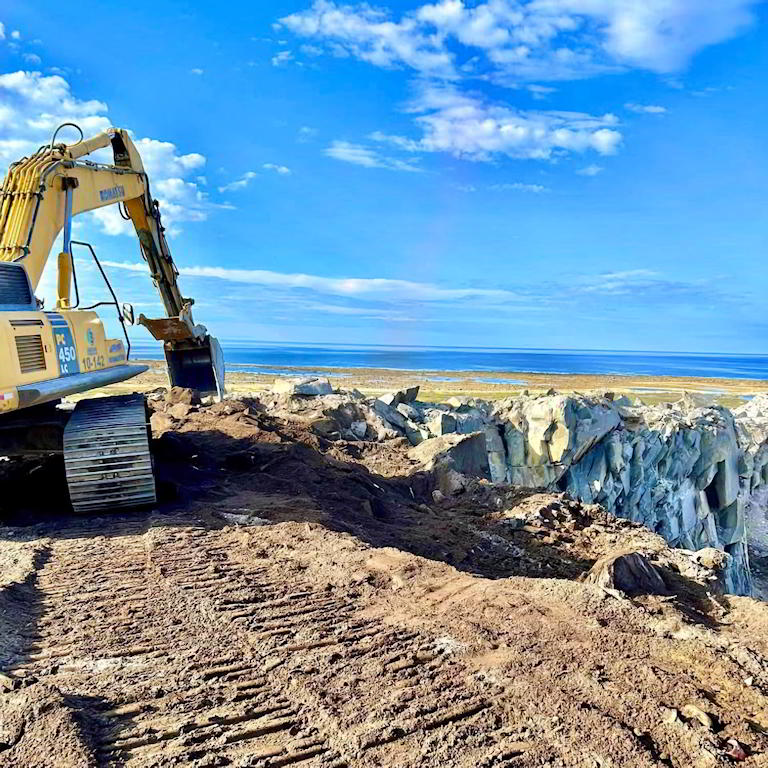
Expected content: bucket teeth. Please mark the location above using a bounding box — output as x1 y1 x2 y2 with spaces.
63 394 156 513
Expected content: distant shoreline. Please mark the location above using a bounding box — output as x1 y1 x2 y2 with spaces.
112 358 768 409
129 340 768 357
126 343 768 381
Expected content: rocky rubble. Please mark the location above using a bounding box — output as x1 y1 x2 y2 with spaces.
154 378 768 596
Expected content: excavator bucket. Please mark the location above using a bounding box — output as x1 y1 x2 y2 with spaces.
164 336 225 397
138 314 225 397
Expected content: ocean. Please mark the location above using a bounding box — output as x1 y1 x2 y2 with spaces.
128 342 768 380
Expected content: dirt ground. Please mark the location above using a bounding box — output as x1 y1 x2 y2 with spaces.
0 395 768 766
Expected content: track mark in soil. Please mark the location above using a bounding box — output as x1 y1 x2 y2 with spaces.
11 515 508 766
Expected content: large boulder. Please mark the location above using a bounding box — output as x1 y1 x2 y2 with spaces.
272 377 333 396
404 420 431 446
150 411 176 435
426 411 456 437
409 432 491 480
378 386 419 407
372 399 407 430
584 550 670 596
167 386 201 406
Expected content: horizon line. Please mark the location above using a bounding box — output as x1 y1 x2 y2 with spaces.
126 338 768 358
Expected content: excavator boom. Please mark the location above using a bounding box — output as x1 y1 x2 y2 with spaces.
0 124 225 402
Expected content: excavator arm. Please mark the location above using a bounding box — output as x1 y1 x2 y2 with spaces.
0 125 224 395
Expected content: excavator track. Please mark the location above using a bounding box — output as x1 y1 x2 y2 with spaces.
63 394 156 514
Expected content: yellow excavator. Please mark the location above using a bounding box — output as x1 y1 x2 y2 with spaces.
0 123 225 513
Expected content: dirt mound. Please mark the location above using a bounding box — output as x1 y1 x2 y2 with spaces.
0 684 97 767
145 397 733 595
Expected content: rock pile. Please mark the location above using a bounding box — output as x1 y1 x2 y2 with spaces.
171 377 768 596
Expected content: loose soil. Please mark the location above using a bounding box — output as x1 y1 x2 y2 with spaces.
0 396 767 767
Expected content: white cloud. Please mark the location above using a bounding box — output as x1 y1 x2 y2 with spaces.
573 269 690 296
298 125 318 141
0 23 5 40
489 181 549 193
454 181 547 192
132 137 205 177
218 170 258 192
10 30 20 41
190 67 204 75
625 102 667 114
371 84 622 161
271 50 295 66
548 0 759 73
0 70 211 236
22 53 42 65
278 0 454 76
263 162 292 175
300 44 324 56
324 140 421 171
278 0 760 82
100 261 719 317
89 207 134 237
527 84 557 99
0 71 111 166
285 300 423 322
101 260 527 302
576 163 603 176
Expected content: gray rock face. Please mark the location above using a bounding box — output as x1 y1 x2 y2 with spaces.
372 398 407 429
733 395 768 599
403 420 430 446
427 412 457 437
486 394 754 594
396 403 421 422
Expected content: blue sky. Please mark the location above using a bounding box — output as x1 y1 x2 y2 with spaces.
1 1 767 353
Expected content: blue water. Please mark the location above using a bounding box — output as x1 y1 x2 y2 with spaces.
226 365 349 378
128 341 768 380
474 377 527 385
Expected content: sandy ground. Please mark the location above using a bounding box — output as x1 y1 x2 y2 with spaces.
72 360 768 408
0 396 767 766
88 359 768 409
